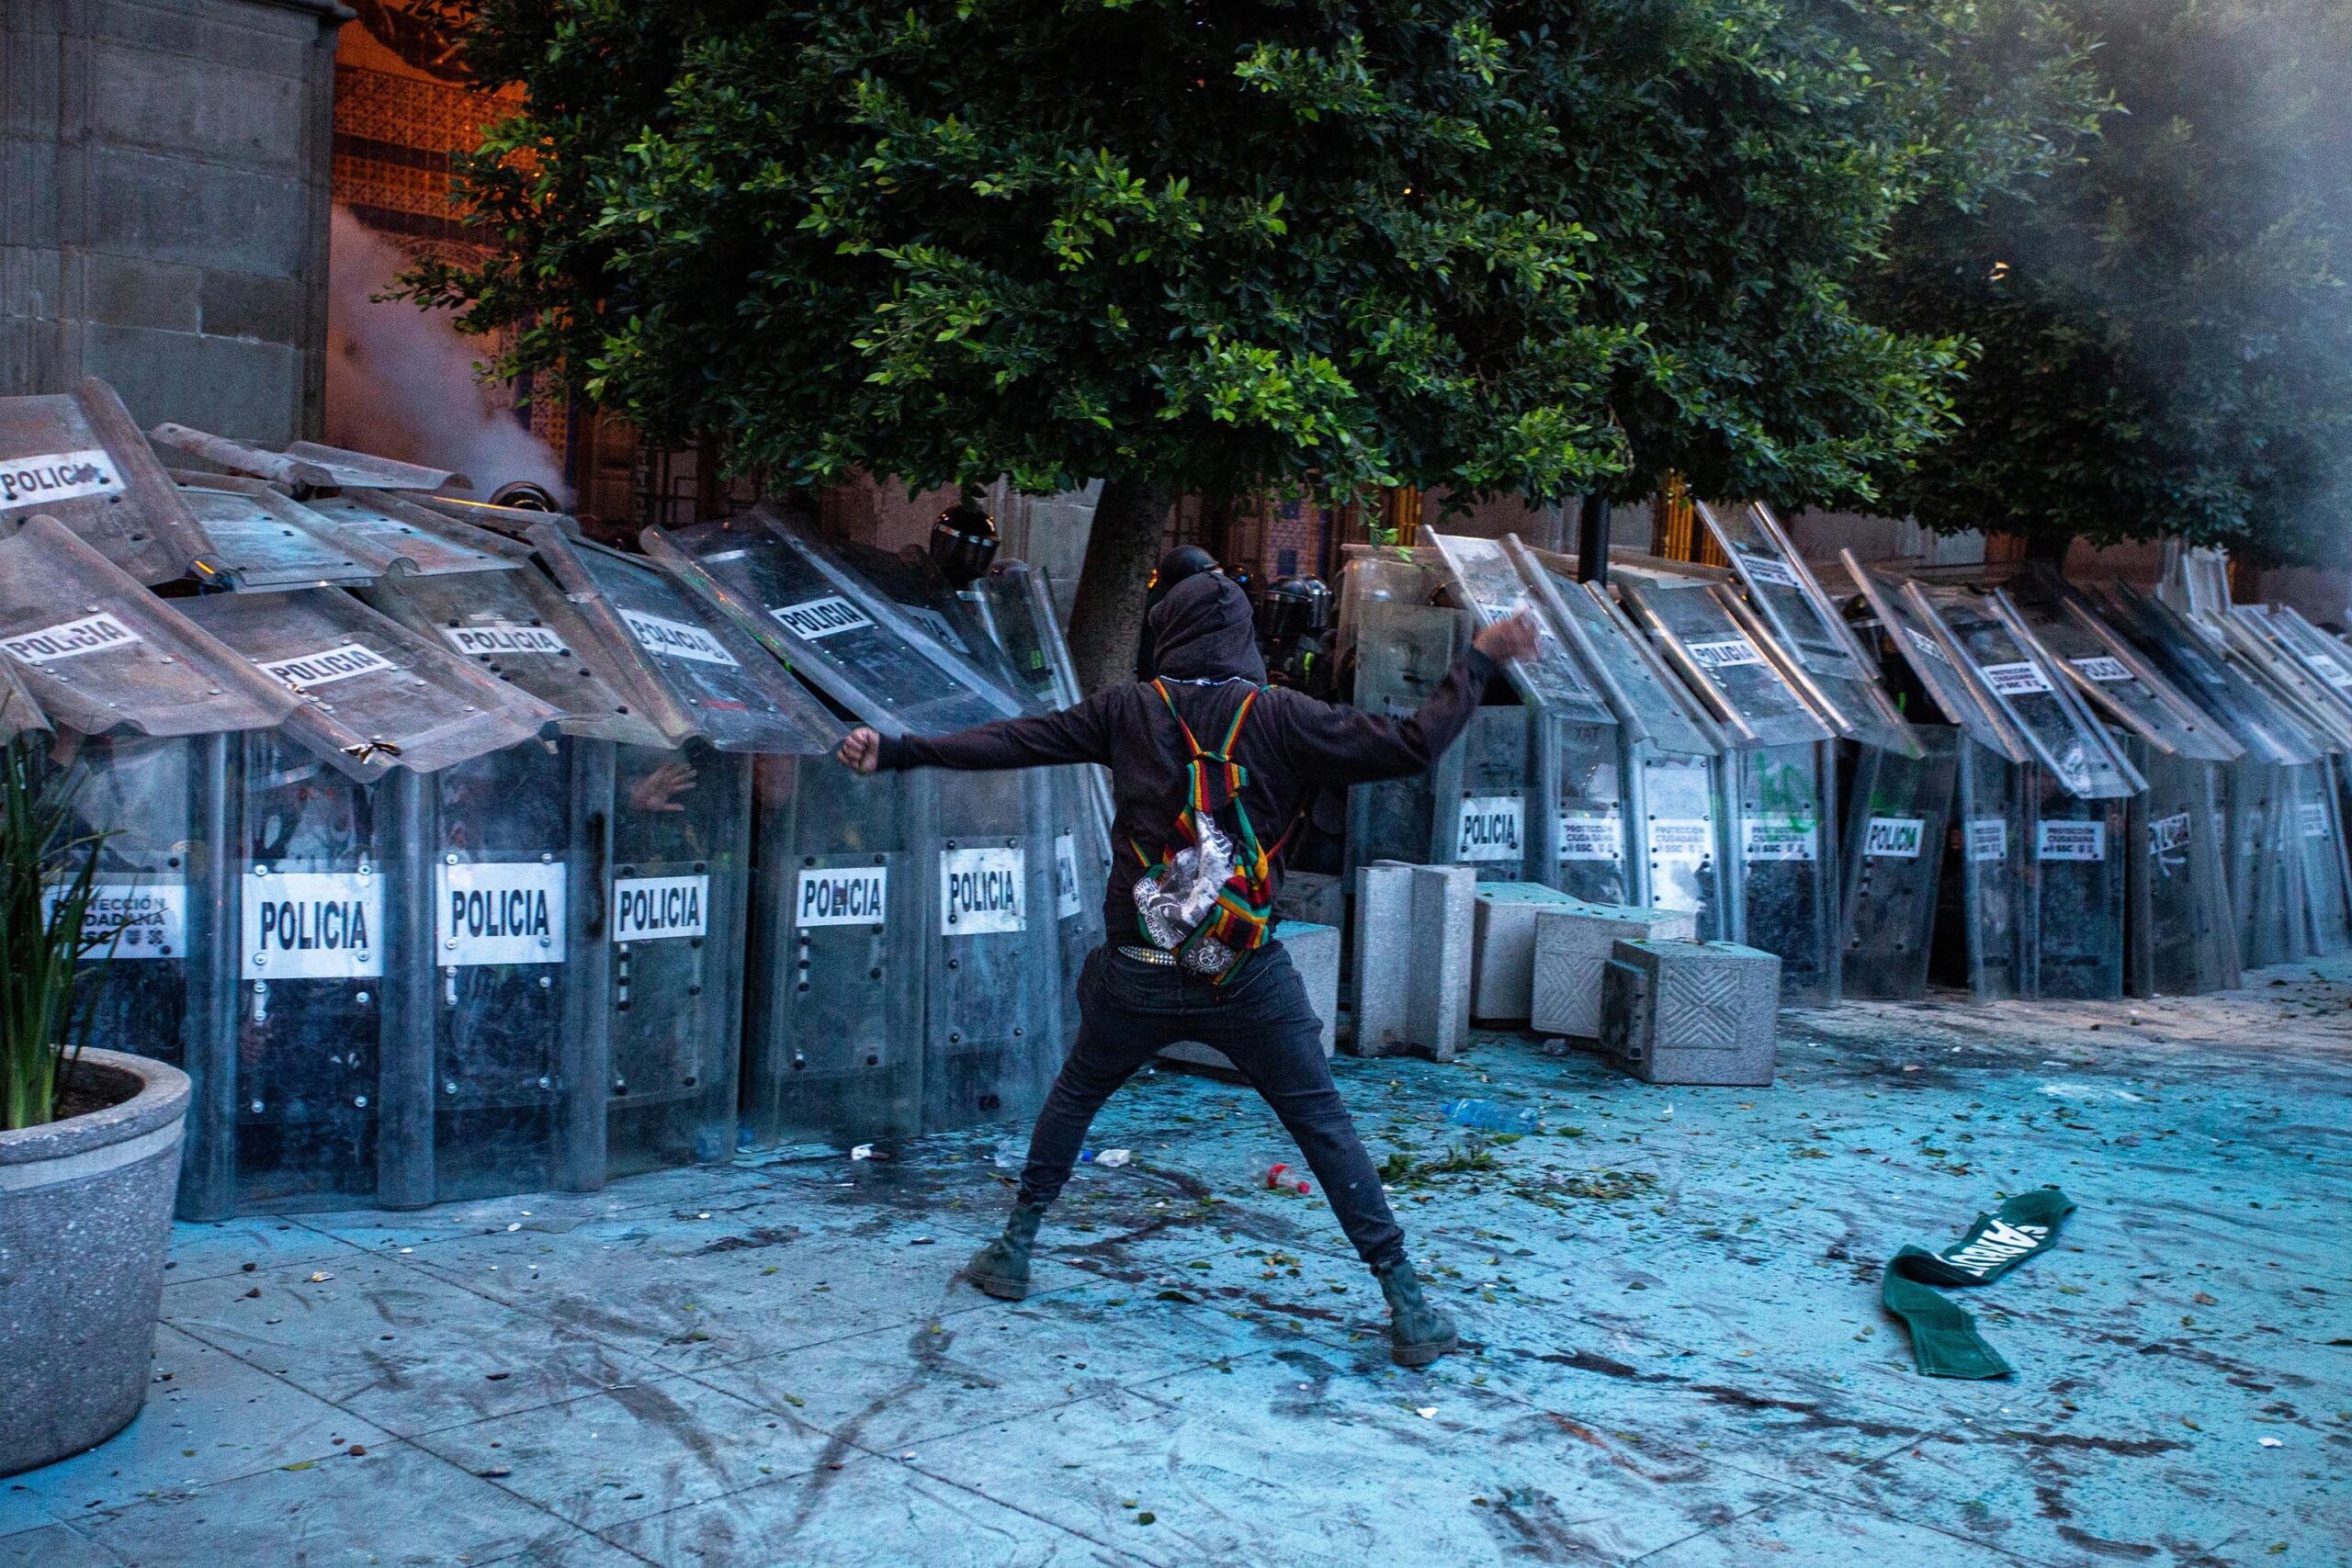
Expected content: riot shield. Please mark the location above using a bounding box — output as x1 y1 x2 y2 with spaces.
1951 739 2029 1001
1839 725 1959 1000
172 478 379 590
2026 767 2126 1000
421 740 581 1201
1615 576 1837 750
2000 570 2241 763
1730 741 1838 1003
2126 741 2240 997
605 740 754 1174
1344 596 1464 875
1697 502 1917 756
742 753 922 1147
0 516 295 740
1907 582 2141 800
1421 530 1615 727
148 422 465 493
2288 761 2352 954
1843 554 2030 761
176 587 557 781
232 732 397 1210
0 379 221 584
530 524 846 755
644 513 1018 737
357 559 672 750
296 491 524 578
1640 750 1726 941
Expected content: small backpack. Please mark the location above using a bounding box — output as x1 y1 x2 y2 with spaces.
1130 680 1288 978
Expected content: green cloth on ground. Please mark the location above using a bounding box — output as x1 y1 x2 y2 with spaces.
1882 1187 2075 1379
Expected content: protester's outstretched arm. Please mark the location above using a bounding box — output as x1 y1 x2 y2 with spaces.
837 692 1116 775
1276 612 1536 787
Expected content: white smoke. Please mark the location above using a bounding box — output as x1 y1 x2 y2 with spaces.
324 206 570 502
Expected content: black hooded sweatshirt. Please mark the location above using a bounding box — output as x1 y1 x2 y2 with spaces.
876 570 1495 939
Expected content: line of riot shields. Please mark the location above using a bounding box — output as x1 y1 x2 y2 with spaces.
0 382 1108 1218
1336 503 2352 1012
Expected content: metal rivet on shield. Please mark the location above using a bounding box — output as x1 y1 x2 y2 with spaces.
537 1077 550 1089
537 976 550 989
445 939 457 950
446 853 458 864
355 992 370 1005
354 1095 368 1108
539 852 553 863
251 1100 264 1113
444 1082 458 1095
252 953 266 967
254 864 270 877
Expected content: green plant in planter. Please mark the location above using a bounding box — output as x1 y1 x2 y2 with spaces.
0 735 118 1132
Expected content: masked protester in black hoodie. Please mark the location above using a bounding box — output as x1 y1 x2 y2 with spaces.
839 556 1534 1366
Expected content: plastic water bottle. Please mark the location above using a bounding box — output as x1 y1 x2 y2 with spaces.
1442 1099 1538 1134
1264 1162 1314 1195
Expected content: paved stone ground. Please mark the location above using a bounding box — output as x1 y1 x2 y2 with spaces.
5 965 2348 1567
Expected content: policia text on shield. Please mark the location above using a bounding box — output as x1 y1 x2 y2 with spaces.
840 560 1539 1366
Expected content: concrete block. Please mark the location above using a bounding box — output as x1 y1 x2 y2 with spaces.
1274 870 1344 931
1159 922 1340 1072
93 44 307 168
1346 862 1415 1056
199 267 304 343
89 145 311 275
1598 940 1779 1087
1532 901 1699 1039
86 253 199 333
1470 882 1578 1023
1406 863 1476 1063
84 323 298 444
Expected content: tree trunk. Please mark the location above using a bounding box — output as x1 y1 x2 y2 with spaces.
2024 530 2073 566
1066 476 1178 694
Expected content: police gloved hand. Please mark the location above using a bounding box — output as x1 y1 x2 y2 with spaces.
1473 609 1540 663
628 759 697 812
837 727 883 774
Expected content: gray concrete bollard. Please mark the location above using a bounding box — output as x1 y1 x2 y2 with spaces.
1407 864 1477 1062
1347 862 1417 1056
1470 882 1580 1024
1159 921 1340 1071
1597 939 1780 1086
1531 902 1699 1040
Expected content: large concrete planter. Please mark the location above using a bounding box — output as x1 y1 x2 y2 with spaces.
0 1049 189 1476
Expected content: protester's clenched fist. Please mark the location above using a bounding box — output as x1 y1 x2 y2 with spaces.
836 726 883 774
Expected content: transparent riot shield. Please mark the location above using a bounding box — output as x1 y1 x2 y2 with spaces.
233 732 397 1211
1421 530 1616 728
745 755 922 1146
1696 502 1917 756
530 525 845 755
2126 742 2240 997
1950 739 2029 1000
1345 598 1465 874
1335 547 1440 676
605 740 753 1172
172 478 379 590
177 587 556 783
147 423 464 492
2025 766 2126 1000
643 513 1019 737
293 491 524 578
1839 725 1958 1000
1549 719 1627 904
357 558 672 750
421 739 581 1201
1616 576 1836 750
1908 582 2141 801
2288 761 2352 954
1730 742 1838 1003
0 379 221 583
921 766 1064 1134
1998 571 2242 763
1433 703 1543 884
1640 751 1726 941
2221 760 2297 968
0 516 297 741
60 731 240 1217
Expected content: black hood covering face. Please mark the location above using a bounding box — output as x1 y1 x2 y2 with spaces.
1146 570 1267 683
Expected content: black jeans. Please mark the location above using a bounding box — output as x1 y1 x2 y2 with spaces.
1015 942 1407 1270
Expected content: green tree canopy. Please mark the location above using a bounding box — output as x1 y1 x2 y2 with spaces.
1865 0 2352 566
423 0 2100 685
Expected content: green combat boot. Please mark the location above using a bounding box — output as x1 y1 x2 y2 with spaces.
964 1203 1046 1301
1374 1258 1458 1367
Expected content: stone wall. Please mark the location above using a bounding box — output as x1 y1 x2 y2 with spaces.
2 0 345 443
